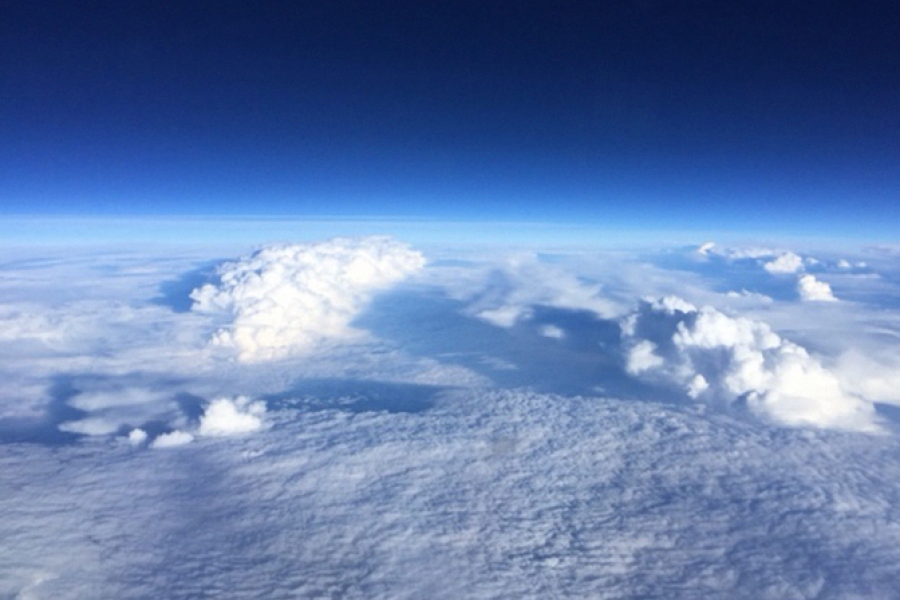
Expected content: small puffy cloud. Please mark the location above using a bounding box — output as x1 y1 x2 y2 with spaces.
621 297 877 431
539 324 565 339
477 305 524 328
127 428 148 445
150 430 194 448
798 274 837 302
191 237 425 361
763 252 804 274
198 396 266 436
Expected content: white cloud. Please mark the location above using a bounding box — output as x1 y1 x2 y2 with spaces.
127 428 147 445
621 297 877 431
149 430 194 448
58 417 121 436
797 274 837 302
835 347 900 406
696 241 716 255
625 340 665 373
725 290 773 303
700 245 780 260
539 324 565 339
198 396 266 436
763 252 804 274
191 237 425 361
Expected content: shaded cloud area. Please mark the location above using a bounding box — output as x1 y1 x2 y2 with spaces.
190 237 425 361
444 252 621 327
621 297 877 431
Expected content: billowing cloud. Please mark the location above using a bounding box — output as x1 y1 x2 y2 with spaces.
798 274 837 302
621 297 877 431
149 430 194 448
763 252 804 274
190 237 425 361
198 396 266 436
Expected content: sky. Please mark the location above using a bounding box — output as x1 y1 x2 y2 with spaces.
2 1 899 237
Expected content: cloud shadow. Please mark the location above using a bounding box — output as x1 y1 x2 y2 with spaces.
354 288 666 401
151 260 223 313
0 376 87 445
264 378 447 414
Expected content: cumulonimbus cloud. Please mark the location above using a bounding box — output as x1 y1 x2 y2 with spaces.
190 237 425 361
621 296 877 431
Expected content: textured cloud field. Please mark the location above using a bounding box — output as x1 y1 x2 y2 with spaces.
3 234 900 599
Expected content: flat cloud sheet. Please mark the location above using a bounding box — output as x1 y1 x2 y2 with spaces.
3 236 900 599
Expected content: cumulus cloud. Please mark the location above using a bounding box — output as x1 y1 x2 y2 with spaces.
798 274 837 302
150 430 194 448
763 252 804 274
621 297 877 431
127 428 148 445
191 237 425 361
198 396 266 436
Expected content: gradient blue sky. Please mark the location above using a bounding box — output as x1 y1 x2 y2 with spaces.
2 1 898 237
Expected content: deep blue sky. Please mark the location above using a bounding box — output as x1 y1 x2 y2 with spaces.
2 1 898 236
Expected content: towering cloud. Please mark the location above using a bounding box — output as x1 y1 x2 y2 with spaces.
191 237 425 361
621 297 877 431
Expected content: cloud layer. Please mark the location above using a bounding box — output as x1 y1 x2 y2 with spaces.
191 237 425 361
622 296 877 431
5 236 900 600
